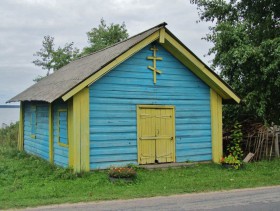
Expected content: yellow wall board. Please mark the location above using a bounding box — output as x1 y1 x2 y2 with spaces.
48 103 54 163
210 89 223 163
72 88 90 172
18 102 24 151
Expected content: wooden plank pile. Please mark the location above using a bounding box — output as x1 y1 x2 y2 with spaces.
244 124 280 161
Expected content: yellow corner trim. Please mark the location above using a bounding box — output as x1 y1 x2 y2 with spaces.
18 102 24 151
210 89 223 163
164 33 240 103
62 31 160 101
49 103 54 164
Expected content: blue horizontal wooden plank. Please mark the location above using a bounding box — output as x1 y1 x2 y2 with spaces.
176 136 211 143
91 111 136 118
90 118 136 126
90 133 136 141
90 104 136 111
91 98 209 106
90 146 137 156
91 92 209 100
176 154 212 162
176 119 211 125
176 130 211 137
54 160 68 168
90 125 136 133
54 147 68 157
177 142 212 150
54 153 69 163
176 124 211 130
34 128 49 136
24 141 49 151
90 161 138 170
94 77 207 88
91 140 137 148
91 154 137 163
176 148 212 156
24 145 49 159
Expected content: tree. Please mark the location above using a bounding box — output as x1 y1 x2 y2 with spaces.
191 0 280 125
82 18 129 56
32 35 79 82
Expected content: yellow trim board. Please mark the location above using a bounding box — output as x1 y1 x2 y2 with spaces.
68 99 74 168
159 27 165 43
18 102 24 151
72 88 90 172
163 33 240 103
62 31 160 101
210 89 223 163
49 103 54 164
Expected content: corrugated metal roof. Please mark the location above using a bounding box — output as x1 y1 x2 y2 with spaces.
8 23 166 103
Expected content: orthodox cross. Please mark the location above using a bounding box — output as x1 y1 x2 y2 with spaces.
147 45 163 84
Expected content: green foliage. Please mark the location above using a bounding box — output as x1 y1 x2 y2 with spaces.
227 122 244 160
32 35 80 81
221 122 244 169
0 122 19 148
192 0 280 125
221 154 242 169
82 18 129 56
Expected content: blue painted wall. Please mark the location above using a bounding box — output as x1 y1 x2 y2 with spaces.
23 102 49 160
89 42 212 169
53 101 69 167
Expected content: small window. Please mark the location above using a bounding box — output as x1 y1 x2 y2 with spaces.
30 105 36 139
57 110 68 147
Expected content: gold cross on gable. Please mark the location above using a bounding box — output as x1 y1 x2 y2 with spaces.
147 45 163 84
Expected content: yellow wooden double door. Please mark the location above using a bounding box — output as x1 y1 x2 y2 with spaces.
137 105 175 164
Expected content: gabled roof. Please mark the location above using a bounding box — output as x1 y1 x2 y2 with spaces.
8 22 240 103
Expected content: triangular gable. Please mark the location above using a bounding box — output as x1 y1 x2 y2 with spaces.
62 26 240 103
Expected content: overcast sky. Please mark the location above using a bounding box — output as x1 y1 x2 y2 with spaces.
0 0 214 105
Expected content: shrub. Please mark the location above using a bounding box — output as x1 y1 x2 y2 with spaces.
221 154 242 169
0 122 19 148
227 122 244 160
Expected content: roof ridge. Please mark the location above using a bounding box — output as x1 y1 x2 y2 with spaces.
72 22 167 62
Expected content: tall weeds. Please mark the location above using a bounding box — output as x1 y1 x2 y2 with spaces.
0 122 18 148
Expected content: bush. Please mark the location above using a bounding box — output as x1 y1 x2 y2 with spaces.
0 122 19 148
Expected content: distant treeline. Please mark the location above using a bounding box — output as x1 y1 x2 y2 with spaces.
0 105 20 108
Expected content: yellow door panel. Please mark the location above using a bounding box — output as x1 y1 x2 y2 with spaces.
137 106 175 165
138 108 156 164
155 108 174 163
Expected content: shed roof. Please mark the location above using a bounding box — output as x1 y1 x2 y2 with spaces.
8 22 240 103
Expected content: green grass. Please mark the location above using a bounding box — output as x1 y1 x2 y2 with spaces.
1 147 280 209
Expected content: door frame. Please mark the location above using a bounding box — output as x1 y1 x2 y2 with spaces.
136 105 176 164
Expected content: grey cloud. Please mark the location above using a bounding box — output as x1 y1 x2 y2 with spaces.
0 0 214 104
